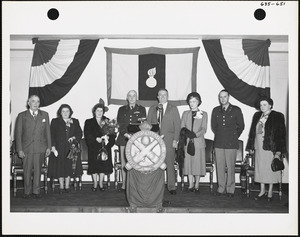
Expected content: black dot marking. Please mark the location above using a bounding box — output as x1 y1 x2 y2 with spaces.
254 8 266 21
47 8 59 20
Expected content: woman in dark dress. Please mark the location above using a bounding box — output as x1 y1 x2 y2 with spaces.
84 101 116 191
48 104 83 193
246 97 287 202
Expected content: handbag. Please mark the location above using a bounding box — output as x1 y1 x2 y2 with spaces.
271 157 285 172
187 139 195 156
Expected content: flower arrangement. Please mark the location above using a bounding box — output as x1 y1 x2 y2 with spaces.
97 118 119 161
67 139 81 174
193 110 204 119
66 118 73 127
100 118 119 135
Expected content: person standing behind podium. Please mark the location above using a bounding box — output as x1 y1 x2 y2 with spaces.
211 89 244 197
147 89 181 195
116 90 146 191
15 95 51 199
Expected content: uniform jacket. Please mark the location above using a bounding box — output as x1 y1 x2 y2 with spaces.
147 103 181 147
15 109 51 154
211 104 244 149
116 104 146 146
246 110 287 154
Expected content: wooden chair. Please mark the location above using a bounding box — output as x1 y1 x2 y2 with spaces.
11 140 48 197
246 153 285 200
232 140 244 189
79 138 111 190
180 138 215 192
113 148 122 189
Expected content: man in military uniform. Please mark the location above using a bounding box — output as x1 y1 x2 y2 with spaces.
211 89 244 197
116 90 146 191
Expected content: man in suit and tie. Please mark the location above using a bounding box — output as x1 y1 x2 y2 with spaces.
211 89 245 197
147 89 181 195
15 95 51 198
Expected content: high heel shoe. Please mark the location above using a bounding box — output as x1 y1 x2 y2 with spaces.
99 185 105 191
91 187 97 192
254 192 267 201
267 196 273 202
187 186 195 192
194 188 200 193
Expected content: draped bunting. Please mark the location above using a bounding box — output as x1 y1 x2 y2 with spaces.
202 39 271 108
105 47 200 107
29 39 99 107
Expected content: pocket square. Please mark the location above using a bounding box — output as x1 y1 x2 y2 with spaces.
42 118 46 122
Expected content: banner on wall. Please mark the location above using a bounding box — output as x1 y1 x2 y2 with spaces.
28 39 99 107
203 39 271 108
105 47 200 107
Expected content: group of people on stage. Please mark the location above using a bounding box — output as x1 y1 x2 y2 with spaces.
14 88 286 202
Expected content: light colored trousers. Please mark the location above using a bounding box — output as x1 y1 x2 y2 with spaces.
214 148 237 194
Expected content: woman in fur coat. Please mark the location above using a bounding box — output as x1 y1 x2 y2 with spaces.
246 97 287 202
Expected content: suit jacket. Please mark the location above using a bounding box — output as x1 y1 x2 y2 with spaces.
15 109 51 154
147 103 181 147
181 110 208 149
246 110 287 154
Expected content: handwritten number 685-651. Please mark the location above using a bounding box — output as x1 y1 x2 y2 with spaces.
260 2 286 6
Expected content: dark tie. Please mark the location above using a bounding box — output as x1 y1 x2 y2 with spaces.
32 112 37 120
223 107 226 112
158 105 164 130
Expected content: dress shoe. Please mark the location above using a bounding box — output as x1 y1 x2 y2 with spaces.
214 191 223 196
22 194 31 199
91 187 97 192
254 192 267 201
188 187 195 192
169 190 177 195
267 196 273 202
227 193 234 198
32 193 42 199
99 187 105 191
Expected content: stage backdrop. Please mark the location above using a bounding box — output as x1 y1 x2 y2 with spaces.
105 47 200 107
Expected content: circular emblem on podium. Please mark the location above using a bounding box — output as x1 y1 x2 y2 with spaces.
125 130 166 173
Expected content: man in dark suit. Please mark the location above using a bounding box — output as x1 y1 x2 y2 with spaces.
147 89 181 195
15 95 51 198
116 90 146 191
211 89 245 197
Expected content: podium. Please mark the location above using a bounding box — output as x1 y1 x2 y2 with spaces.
125 123 166 209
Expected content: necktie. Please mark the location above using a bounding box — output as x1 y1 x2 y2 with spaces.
222 107 226 112
158 106 164 129
32 112 37 120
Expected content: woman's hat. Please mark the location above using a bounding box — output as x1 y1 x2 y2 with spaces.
99 98 109 112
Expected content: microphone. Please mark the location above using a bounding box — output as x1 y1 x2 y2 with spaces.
157 103 163 111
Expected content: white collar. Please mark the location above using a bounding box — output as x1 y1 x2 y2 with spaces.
29 109 38 115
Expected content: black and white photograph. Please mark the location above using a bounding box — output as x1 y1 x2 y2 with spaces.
2 1 298 235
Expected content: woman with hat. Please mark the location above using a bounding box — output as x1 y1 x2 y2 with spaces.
246 97 287 202
84 99 116 191
180 92 208 193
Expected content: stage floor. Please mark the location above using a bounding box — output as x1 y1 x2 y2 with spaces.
10 181 288 213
